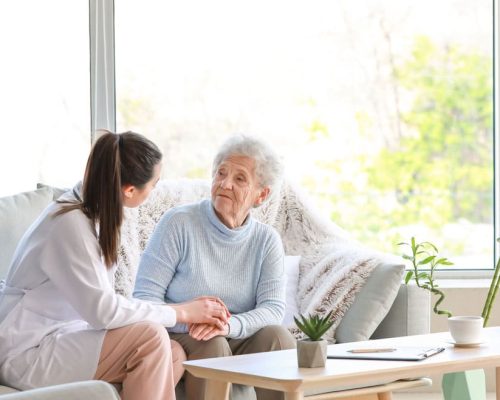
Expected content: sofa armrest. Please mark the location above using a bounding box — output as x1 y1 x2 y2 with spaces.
0 381 119 400
371 284 430 339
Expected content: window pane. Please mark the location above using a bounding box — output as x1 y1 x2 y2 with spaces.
0 1 90 197
116 0 494 269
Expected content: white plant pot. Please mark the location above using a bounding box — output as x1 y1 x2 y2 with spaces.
296 339 328 368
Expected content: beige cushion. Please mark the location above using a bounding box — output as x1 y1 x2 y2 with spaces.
0 187 54 279
335 261 405 342
371 284 431 339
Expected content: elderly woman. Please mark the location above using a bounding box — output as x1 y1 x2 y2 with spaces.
134 135 296 400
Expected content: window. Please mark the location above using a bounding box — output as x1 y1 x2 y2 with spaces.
0 1 90 197
115 0 495 270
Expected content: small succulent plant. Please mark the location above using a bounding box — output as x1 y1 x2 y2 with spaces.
294 310 335 341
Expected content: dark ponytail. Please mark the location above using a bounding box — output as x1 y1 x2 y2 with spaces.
57 130 162 268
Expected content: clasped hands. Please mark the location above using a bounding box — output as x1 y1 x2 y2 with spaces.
172 296 231 341
189 296 231 341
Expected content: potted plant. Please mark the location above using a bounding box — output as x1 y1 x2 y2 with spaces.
399 236 500 394
398 237 453 318
399 236 500 326
294 310 334 368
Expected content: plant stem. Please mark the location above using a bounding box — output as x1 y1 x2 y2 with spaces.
482 255 500 326
431 288 452 318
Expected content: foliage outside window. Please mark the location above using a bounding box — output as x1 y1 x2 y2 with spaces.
112 0 493 270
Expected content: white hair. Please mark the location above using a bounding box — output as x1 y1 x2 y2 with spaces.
212 134 284 197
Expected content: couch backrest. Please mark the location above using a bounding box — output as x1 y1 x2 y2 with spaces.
0 187 55 279
116 178 406 343
1 181 410 342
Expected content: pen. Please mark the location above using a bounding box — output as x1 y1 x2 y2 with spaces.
419 347 445 357
347 348 396 353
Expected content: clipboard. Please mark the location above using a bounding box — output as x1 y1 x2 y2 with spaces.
327 346 445 361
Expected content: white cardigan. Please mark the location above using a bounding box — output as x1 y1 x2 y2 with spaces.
0 188 176 390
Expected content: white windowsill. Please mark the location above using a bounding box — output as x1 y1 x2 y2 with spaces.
433 279 492 288
410 268 496 281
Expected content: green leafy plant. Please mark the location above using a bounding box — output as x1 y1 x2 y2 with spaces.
481 239 500 326
294 311 335 341
399 237 453 318
400 237 500 327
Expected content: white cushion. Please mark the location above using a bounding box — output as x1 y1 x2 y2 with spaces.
0 187 54 279
0 381 119 400
282 255 301 327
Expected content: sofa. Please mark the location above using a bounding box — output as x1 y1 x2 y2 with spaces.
0 381 119 399
0 181 430 397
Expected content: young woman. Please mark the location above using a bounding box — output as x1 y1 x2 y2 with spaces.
0 131 229 400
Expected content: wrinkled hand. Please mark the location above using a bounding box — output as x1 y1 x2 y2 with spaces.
171 296 230 329
189 323 229 341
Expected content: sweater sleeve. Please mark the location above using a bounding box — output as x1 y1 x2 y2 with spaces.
227 229 286 339
40 210 176 330
133 210 182 303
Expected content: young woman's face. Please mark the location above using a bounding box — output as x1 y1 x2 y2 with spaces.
122 163 162 208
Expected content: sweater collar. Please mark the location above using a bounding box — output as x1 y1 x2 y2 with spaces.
203 199 253 238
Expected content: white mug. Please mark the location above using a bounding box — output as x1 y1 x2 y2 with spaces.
448 316 484 344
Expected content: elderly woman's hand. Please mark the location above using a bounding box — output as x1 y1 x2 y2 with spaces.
188 323 229 341
170 296 230 328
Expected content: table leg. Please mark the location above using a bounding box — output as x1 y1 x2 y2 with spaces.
284 391 304 400
204 379 230 400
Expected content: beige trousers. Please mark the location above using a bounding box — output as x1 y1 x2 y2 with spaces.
171 325 296 400
93 321 187 400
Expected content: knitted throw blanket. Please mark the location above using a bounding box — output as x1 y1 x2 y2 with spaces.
116 179 379 342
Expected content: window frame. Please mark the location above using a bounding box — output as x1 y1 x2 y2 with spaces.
89 0 116 139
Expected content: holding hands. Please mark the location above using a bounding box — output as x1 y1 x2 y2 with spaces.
186 296 231 341
188 322 229 341
170 296 230 331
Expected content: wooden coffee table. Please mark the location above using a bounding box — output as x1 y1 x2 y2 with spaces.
184 326 500 400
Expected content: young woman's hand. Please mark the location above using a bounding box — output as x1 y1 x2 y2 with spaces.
170 296 230 328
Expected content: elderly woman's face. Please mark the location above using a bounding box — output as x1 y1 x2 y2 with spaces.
211 155 269 229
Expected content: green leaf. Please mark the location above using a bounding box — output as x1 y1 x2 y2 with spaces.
294 311 335 341
418 255 435 265
422 242 438 253
398 235 456 317
404 270 414 284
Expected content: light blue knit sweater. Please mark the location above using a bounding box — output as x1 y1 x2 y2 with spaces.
133 199 286 339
